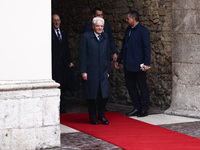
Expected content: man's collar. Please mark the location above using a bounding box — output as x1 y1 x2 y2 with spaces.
53 27 60 31
131 22 139 29
94 31 100 37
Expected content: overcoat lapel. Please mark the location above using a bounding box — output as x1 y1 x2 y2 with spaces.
89 32 106 43
100 32 106 43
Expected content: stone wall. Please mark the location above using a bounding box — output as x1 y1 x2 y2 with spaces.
52 0 172 109
0 80 60 150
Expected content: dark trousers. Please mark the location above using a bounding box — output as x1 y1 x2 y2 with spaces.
125 71 150 112
86 88 108 122
60 89 66 112
52 67 67 112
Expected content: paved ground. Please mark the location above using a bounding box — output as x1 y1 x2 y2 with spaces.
49 97 200 150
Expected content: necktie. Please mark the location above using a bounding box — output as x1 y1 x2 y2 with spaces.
98 35 101 42
57 29 62 42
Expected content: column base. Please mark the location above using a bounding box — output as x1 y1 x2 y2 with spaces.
0 79 61 149
165 108 200 118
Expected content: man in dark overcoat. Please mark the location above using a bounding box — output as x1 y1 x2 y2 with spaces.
83 7 118 62
115 10 151 117
79 17 111 125
52 14 74 113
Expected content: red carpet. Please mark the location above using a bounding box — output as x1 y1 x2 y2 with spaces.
60 112 200 150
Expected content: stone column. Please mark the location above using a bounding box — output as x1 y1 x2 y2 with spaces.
165 0 200 117
0 0 61 149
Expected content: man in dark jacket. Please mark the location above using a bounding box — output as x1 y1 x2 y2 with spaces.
115 10 151 117
83 7 118 62
52 14 74 113
79 17 111 125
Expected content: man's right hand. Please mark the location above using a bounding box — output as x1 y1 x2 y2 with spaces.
113 54 118 62
115 62 120 69
82 73 87 80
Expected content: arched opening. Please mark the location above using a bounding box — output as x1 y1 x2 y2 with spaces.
52 0 173 110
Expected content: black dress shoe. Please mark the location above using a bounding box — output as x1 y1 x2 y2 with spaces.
126 109 140 117
98 117 109 125
137 111 148 117
90 121 98 125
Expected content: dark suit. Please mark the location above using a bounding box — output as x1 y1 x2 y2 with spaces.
52 27 72 112
117 22 151 112
83 21 117 55
79 31 111 122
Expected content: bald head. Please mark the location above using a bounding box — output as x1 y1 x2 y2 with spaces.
52 14 61 29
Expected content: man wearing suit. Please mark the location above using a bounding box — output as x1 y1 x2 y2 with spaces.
83 7 118 62
52 14 74 113
79 17 111 125
115 10 151 117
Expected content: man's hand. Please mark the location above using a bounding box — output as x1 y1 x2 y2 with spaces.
140 65 150 72
81 73 87 80
113 54 118 62
115 62 120 69
69 62 74 68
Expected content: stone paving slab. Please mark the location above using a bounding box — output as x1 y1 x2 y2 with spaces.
130 114 200 125
60 124 79 133
61 132 123 150
48 132 123 150
160 121 200 139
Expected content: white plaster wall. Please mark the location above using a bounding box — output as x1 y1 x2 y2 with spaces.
0 0 51 80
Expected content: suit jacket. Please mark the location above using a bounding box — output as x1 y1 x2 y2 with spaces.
117 23 151 72
52 27 72 68
83 21 117 54
79 31 111 99
52 27 72 87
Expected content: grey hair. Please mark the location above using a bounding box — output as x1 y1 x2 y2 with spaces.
92 17 104 25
